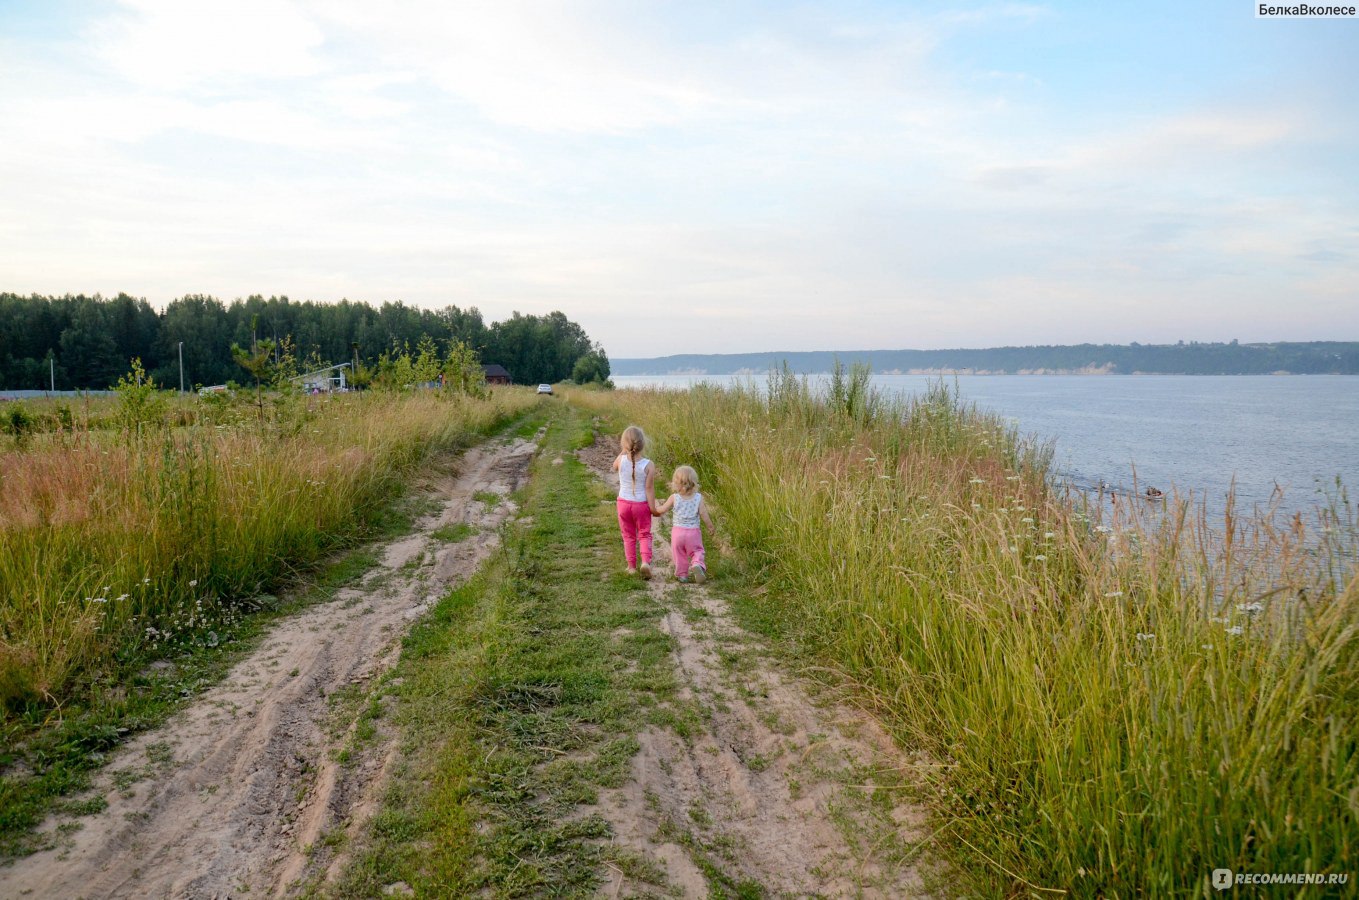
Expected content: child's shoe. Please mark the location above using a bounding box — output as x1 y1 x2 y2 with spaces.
639 562 652 580
692 565 706 584
677 574 688 583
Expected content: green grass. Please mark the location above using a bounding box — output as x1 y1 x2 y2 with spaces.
0 542 380 858
1 390 540 715
0 396 542 860
334 403 682 896
472 490 502 508
567 377 1359 896
430 522 477 543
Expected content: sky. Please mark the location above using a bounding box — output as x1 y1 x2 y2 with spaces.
1 1 1356 357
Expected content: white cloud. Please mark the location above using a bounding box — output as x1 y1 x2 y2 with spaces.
303 1 729 133
0 1 1354 356
89 0 326 88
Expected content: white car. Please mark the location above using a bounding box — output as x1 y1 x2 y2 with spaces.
536 384 553 395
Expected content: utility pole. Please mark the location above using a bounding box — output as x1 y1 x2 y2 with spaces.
178 341 185 394
49 355 55 394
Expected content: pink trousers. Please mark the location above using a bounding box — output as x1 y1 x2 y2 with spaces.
616 499 653 567
671 526 705 577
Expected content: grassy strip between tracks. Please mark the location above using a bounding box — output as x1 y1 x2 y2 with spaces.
333 403 689 896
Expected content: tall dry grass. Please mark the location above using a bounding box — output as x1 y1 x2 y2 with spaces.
0 389 537 714
569 375 1358 894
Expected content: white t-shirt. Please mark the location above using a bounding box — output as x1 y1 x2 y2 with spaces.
617 456 651 502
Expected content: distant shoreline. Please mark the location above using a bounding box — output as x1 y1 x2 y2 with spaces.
611 341 1359 377
613 369 1348 377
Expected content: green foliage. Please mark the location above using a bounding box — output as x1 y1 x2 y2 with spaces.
372 337 487 397
2 404 35 449
442 338 486 397
112 358 168 435
230 338 275 386
575 382 1359 895
571 346 611 384
1 292 606 390
412 335 443 385
826 358 878 426
231 337 276 422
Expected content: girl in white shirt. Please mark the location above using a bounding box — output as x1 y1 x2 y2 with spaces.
611 425 657 578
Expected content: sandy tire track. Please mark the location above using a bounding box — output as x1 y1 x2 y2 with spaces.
1 435 539 900
577 428 935 898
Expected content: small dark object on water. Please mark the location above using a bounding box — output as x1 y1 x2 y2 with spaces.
1145 486 1164 500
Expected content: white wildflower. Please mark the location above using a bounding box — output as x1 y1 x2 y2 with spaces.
1236 601 1263 615
1136 632 1154 642
189 579 199 587
1225 625 1244 636
1033 554 1047 561
1104 591 1123 598
969 478 985 484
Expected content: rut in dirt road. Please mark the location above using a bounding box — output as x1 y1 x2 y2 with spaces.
0 435 539 900
577 429 936 898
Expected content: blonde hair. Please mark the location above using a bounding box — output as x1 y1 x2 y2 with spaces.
670 465 698 494
620 425 647 496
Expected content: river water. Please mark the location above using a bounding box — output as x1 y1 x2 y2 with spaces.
611 373 1359 522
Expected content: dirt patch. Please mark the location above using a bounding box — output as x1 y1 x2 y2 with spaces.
0 438 538 899
578 432 935 898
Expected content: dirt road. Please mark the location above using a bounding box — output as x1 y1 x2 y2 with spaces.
577 434 935 898
1 436 538 900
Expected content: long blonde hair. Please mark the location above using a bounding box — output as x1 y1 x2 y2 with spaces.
620 425 647 496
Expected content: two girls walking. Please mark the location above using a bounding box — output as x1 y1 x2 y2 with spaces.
611 425 713 582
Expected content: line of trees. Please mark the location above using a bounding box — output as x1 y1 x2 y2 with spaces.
613 341 1359 376
0 293 611 390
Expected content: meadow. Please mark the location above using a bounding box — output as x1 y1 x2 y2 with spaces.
567 371 1359 895
0 387 537 720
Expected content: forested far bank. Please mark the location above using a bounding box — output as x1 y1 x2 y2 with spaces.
614 341 1359 376
0 292 609 389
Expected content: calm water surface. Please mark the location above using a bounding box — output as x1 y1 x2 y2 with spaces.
612 374 1359 520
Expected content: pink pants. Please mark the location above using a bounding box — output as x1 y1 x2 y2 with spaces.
671 526 705 577
616 499 653 567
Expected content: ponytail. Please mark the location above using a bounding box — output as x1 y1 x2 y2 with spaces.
620 425 647 498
